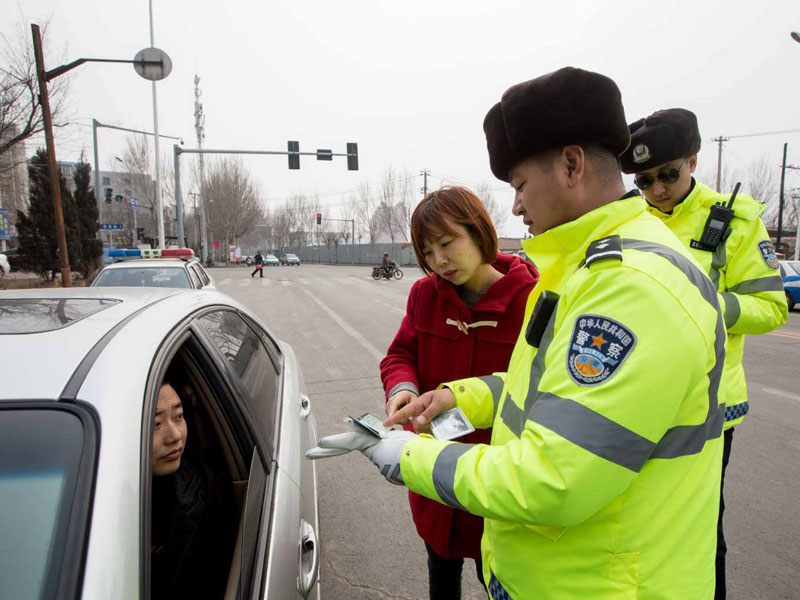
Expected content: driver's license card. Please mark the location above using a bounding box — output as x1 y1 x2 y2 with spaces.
347 413 395 438
430 407 475 441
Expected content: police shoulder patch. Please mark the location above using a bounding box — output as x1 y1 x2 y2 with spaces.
566 314 637 386
585 235 623 268
758 240 779 270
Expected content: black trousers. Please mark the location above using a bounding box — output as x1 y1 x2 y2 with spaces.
425 543 486 600
251 266 263 277
715 427 734 600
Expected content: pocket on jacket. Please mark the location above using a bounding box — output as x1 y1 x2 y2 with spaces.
605 552 640 597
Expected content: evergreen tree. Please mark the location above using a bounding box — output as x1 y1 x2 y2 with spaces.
73 159 102 276
16 149 83 278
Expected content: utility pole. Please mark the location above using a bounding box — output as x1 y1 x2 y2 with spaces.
420 169 429 196
778 143 788 253
712 137 729 192
194 74 209 263
31 24 72 287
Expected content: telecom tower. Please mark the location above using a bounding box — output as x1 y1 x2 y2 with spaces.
194 74 209 263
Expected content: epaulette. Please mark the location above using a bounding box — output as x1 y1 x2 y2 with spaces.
585 235 623 268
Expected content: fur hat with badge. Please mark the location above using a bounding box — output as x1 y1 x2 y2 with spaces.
620 108 701 174
483 67 631 182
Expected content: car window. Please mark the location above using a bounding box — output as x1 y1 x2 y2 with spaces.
0 408 94 599
0 298 118 334
187 265 203 288
196 265 211 286
195 311 281 449
93 267 192 288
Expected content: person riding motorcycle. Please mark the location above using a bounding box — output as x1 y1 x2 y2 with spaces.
381 252 396 277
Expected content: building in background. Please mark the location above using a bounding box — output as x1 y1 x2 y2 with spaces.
0 126 28 248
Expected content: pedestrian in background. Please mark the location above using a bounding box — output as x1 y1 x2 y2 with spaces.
251 251 264 278
381 186 538 599
619 109 787 599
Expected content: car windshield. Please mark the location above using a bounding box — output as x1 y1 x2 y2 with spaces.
93 266 191 288
0 298 119 334
0 409 88 598
782 261 800 277
287 254 298 259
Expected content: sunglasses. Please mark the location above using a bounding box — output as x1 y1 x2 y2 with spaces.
634 160 687 190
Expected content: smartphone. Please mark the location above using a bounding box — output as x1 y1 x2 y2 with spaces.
348 413 395 438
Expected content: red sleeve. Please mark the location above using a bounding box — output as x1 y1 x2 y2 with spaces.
379 282 422 402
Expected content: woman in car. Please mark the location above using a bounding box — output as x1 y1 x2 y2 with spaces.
151 379 236 600
380 186 538 598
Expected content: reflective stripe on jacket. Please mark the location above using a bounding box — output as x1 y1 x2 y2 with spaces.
646 180 787 427
400 196 724 599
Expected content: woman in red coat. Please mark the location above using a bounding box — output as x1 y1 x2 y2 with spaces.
380 186 538 599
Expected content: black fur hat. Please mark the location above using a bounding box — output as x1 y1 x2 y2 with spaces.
620 108 701 174
483 67 631 182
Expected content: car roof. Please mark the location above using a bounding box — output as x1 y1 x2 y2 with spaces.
0 287 244 401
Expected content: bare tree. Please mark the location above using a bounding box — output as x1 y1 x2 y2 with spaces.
395 168 415 241
475 182 508 234
203 157 263 251
0 18 69 158
354 181 378 244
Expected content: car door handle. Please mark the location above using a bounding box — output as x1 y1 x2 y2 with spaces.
300 394 311 419
297 519 319 598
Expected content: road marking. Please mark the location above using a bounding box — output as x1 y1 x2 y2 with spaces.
298 278 311 285
218 278 232 286
766 330 800 341
761 387 800 403
281 280 291 287
239 279 251 286
301 288 384 362
261 279 270 286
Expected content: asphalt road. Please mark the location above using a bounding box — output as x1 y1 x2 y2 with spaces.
213 263 800 600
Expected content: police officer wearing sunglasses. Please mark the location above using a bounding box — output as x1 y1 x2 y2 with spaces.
621 108 787 600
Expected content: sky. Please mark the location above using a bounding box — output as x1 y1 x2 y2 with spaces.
4 0 800 237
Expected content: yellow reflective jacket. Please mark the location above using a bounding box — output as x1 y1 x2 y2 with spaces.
401 196 724 599
645 179 787 428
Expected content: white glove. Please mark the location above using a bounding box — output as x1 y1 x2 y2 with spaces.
361 430 416 485
305 420 380 460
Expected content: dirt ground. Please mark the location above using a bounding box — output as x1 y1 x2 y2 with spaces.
0 271 92 290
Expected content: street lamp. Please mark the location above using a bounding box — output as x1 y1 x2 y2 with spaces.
791 31 800 43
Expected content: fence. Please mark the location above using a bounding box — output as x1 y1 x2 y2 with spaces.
278 243 419 267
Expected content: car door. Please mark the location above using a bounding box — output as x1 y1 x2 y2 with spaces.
194 309 319 599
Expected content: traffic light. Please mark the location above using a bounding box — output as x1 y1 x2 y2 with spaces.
288 140 300 170
316 213 322 225
214 240 219 248
105 187 113 204
347 142 359 171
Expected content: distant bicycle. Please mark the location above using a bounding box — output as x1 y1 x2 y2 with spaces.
371 264 403 280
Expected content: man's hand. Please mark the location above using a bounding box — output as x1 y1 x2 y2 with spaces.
361 430 417 485
383 388 456 430
386 390 419 418
305 420 379 460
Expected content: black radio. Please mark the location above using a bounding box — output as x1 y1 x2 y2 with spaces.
691 182 740 251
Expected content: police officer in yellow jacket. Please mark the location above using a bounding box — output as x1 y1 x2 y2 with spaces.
308 68 725 599
619 109 788 599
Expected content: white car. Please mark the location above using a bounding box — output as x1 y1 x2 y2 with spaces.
93 254 214 290
264 254 280 267
0 253 9 277
0 288 320 599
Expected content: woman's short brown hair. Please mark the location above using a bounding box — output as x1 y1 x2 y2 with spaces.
410 186 498 276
